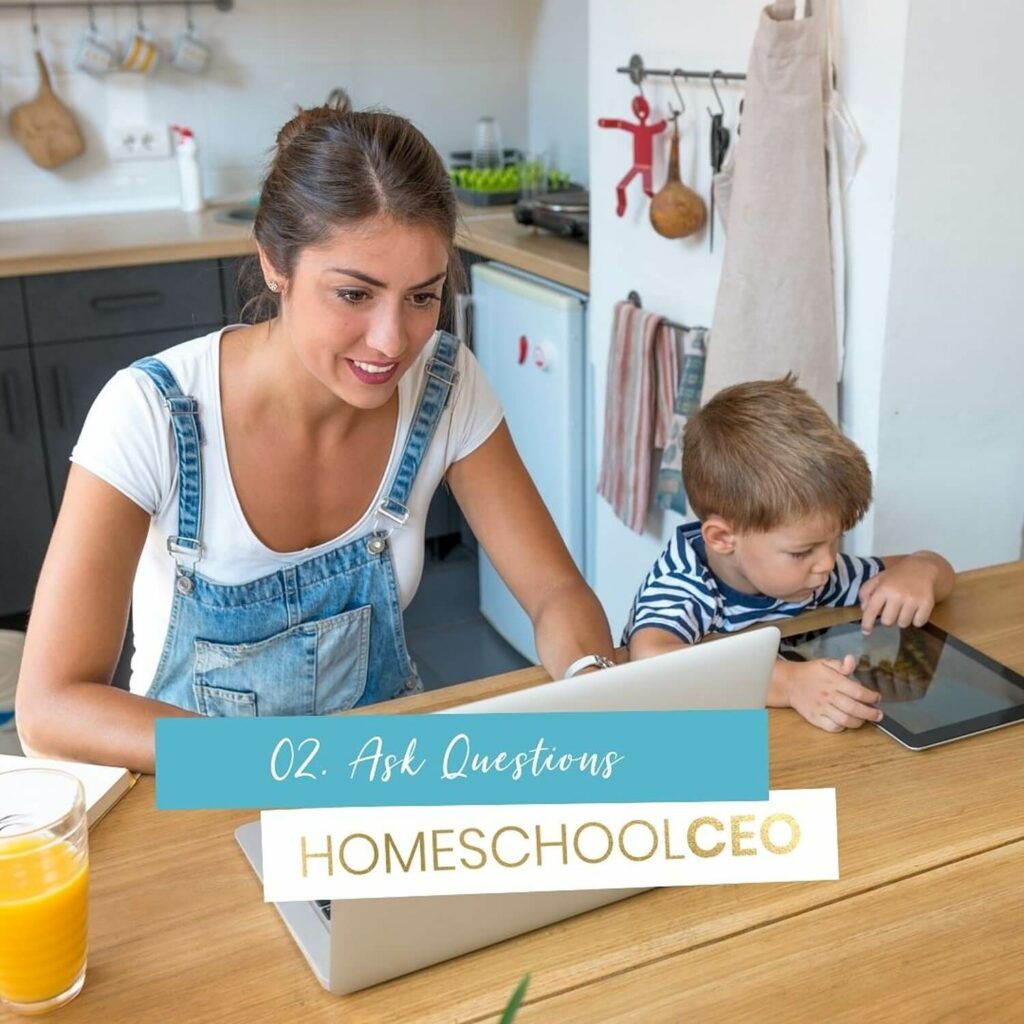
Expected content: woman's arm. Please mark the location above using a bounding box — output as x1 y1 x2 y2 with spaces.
16 465 196 774
446 422 615 679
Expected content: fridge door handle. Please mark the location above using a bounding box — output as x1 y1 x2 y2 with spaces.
455 292 473 348
518 335 529 365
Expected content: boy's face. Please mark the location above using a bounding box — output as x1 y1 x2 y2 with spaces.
711 515 842 601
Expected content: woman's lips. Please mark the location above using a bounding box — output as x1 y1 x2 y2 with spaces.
346 359 399 385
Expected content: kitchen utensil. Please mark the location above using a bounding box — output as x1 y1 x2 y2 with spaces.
8 51 86 170
708 71 732 252
649 110 705 239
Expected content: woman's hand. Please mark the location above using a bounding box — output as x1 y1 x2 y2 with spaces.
771 655 883 733
858 551 955 635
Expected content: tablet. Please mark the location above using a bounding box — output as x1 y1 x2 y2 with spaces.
779 621 1024 750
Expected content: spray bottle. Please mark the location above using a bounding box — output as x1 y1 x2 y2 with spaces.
171 125 204 213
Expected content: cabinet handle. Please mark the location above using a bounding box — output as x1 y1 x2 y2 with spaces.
90 291 164 312
1 370 22 439
52 364 73 431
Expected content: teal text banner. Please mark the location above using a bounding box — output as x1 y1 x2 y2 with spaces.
155 710 768 810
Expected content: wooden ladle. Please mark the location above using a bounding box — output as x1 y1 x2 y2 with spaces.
649 110 705 239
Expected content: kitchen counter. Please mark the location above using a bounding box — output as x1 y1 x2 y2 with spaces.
0 203 589 292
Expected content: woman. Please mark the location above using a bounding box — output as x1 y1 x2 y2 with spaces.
16 103 615 773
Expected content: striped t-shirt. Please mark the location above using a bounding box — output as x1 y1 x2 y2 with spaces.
624 520 884 645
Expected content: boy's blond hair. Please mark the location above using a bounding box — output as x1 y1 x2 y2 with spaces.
682 375 872 533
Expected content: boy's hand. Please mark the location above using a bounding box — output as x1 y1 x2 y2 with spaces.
858 554 946 635
777 655 884 733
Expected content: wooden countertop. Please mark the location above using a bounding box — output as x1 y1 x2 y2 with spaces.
0 204 589 292
38 561 1024 1023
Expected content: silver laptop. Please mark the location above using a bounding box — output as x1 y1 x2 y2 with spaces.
235 625 779 993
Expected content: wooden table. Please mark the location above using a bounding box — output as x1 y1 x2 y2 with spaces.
25 562 1024 1024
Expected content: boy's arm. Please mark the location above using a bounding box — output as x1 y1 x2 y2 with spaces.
628 626 690 660
859 550 955 634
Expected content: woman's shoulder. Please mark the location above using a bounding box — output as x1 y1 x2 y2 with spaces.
125 325 225 398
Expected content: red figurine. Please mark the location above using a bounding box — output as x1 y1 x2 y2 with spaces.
597 96 667 217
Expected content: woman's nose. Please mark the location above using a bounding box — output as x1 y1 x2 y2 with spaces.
366 310 406 359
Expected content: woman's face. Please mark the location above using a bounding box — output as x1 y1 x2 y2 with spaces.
267 215 450 410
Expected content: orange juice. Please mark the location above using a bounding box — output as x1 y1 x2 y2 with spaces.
0 833 89 1005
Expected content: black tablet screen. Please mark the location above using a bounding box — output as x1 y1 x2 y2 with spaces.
780 622 1024 735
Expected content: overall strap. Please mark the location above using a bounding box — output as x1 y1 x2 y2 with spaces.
374 331 461 530
131 357 205 579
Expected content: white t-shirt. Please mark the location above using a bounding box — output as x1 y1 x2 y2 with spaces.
71 327 503 695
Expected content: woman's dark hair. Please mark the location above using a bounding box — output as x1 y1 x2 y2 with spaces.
238 97 462 324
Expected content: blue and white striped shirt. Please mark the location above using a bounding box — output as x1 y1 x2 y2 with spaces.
624 521 884 645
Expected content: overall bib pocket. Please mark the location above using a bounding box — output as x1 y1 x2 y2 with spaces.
192 605 372 717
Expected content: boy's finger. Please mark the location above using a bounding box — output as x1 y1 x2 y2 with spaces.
897 602 917 628
858 576 879 605
878 594 903 628
831 692 880 724
912 603 932 627
836 675 882 705
860 590 886 633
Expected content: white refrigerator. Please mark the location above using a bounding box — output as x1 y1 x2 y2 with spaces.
469 261 592 662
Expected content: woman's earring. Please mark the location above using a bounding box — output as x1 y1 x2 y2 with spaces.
267 280 280 293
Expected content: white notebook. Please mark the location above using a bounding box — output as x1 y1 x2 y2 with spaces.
0 754 137 828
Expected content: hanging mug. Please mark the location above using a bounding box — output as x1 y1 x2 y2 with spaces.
75 29 119 75
122 31 160 73
75 7 119 76
170 31 209 74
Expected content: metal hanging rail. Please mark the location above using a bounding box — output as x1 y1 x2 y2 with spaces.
0 1 233 12
618 53 745 86
627 291 694 334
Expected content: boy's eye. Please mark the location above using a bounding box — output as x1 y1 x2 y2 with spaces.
789 550 812 560
335 288 369 304
409 292 441 308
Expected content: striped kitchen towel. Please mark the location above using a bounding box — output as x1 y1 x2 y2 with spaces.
598 301 678 534
655 327 709 515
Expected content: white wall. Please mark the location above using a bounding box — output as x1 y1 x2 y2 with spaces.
0 0 538 220
586 0 1016 632
872 0 1024 569
522 0 590 185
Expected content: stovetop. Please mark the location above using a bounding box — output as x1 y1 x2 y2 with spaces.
513 190 589 244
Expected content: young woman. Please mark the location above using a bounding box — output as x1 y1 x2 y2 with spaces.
16 104 615 773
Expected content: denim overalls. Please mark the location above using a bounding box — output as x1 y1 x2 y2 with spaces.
130 331 461 717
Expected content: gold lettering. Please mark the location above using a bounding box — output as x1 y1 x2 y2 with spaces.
535 823 569 866
459 827 487 870
761 813 801 855
730 815 756 856
384 831 426 874
300 834 333 878
688 816 725 858
663 818 685 860
338 832 379 875
432 829 456 871
573 821 614 864
493 825 529 868
618 819 659 862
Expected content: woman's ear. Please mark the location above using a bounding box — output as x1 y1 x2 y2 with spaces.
702 516 737 555
256 246 284 295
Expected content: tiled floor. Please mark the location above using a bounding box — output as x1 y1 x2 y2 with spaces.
404 545 530 690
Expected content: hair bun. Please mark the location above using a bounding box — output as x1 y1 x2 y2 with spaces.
276 90 353 150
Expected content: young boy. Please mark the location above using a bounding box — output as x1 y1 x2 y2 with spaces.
625 376 954 733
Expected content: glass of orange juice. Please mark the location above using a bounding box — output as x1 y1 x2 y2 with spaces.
0 769 89 1015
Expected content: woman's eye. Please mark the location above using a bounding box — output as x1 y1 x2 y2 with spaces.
409 292 441 308
335 288 369 304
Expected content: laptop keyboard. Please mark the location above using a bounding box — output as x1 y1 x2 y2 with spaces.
314 899 331 921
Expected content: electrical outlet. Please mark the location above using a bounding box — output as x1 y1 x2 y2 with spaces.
108 123 172 161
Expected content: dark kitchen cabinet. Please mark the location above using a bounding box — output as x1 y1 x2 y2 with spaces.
33 326 216 503
0 348 54 615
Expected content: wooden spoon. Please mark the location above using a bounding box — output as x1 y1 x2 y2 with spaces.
9 51 86 170
649 114 705 239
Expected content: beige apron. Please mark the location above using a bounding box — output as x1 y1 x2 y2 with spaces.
703 0 838 419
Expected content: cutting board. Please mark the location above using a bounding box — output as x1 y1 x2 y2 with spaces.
8 51 86 170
